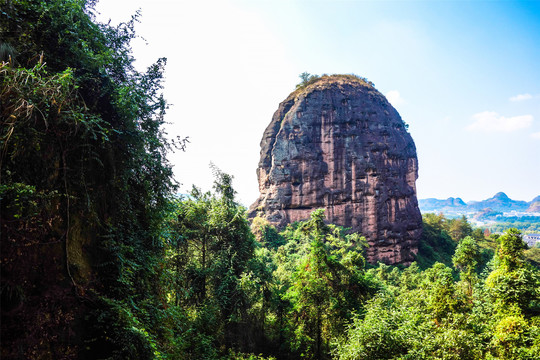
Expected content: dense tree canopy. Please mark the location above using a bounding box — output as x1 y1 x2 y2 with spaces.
1 0 179 357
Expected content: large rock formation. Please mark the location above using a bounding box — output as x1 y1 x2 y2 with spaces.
249 75 422 264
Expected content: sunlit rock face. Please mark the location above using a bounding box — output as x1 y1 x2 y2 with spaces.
249 75 422 264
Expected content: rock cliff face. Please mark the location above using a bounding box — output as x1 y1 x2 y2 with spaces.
249 75 422 264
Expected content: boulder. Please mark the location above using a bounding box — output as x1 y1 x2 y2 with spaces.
249 75 422 264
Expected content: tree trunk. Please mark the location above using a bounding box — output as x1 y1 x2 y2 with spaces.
316 306 321 360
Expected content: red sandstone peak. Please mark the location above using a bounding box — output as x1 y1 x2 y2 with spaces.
249 75 422 264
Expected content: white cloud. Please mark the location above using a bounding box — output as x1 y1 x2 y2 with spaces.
509 93 533 102
385 90 406 106
531 132 540 140
466 111 533 132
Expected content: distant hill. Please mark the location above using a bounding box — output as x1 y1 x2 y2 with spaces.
473 208 502 221
418 197 467 212
528 196 540 212
419 192 539 214
467 192 529 212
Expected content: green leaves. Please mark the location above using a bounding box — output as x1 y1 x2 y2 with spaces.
336 228 540 360
280 210 375 359
1 1 178 358
491 315 540 360
296 72 320 89
163 170 261 355
453 236 481 274
453 236 481 295
496 228 528 271
485 229 540 312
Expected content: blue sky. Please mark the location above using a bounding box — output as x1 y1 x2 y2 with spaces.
94 0 540 205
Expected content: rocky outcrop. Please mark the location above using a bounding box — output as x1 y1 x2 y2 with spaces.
249 75 422 264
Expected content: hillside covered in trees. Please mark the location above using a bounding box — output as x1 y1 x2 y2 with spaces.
1 1 539 359
419 193 540 234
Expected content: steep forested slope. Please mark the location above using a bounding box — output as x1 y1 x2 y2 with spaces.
1 1 177 357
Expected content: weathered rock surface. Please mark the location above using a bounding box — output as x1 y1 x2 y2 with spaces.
249 75 422 264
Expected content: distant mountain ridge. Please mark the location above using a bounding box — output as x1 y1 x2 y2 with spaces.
468 192 529 212
419 197 467 211
419 192 539 213
528 196 540 213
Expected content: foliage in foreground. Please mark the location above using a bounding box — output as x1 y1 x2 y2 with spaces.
162 193 540 360
334 229 540 360
1 0 179 358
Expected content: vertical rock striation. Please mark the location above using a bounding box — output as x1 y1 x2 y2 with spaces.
249 75 422 264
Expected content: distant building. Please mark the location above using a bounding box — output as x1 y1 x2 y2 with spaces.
523 233 540 247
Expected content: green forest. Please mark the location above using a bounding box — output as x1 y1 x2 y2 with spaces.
1 1 539 359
